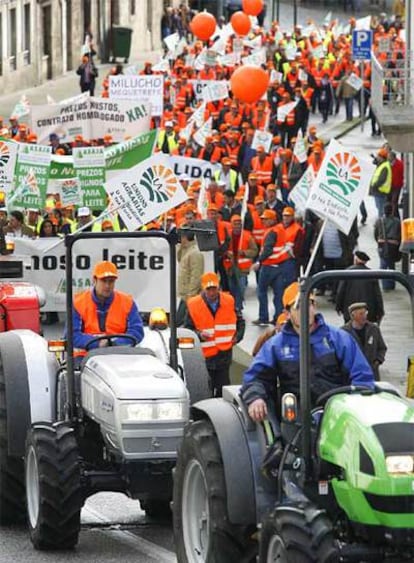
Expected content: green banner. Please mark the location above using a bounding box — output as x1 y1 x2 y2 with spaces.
12 144 52 209
105 129 157 179
73 146 106 210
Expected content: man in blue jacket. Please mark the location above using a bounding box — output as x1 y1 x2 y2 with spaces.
241 281 375 423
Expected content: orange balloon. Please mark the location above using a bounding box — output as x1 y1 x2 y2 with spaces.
230 66 269 103
230 11 251 36
242 0 264 16
190 12 217 41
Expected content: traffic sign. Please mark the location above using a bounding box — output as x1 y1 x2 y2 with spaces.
352 29 373 60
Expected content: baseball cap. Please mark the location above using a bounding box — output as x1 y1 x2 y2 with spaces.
348 302 368 315
93 261 118 279
377 148 388 159
282 206 295 216
201 272 219 290
77 206 91 218
261 209 277 221
101 219 113 230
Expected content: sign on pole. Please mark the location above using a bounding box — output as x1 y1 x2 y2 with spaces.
352 29 373 60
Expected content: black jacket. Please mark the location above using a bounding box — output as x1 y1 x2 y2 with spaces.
335 264 384 323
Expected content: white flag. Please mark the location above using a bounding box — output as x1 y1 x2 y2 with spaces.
293 130 308 164
105 154 187 231
306 138 374 234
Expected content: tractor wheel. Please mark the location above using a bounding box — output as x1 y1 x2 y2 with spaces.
25 422 82 550
178 328 211 404
140 498 171 520
173 419 254 563
0 356 25 525
259 504 338 563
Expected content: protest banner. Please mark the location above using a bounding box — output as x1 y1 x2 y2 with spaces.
202 80 229 103
293 130 308 164
163 32 180 53
306 138 374 234
105 129 157 180
276 100 298 122
31 97 151 144
242 49 266 67
189 102 206 127
105 154 188 231
108 75 164 116
169 155 219 181
73 146 106 210
12 144 52 209
58 178 83 207
251 130 273 153
193 117 212 147
289 167 315 214
11 95 30 119
0 139 19 194
152 58 170 72
12 236 173 312
346 73 363 92
47 154 77 194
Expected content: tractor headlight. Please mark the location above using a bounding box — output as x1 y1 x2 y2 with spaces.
385 455 414 474
120 401 187 422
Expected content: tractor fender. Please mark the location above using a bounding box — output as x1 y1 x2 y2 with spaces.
0 330 58 457
192 396 256 526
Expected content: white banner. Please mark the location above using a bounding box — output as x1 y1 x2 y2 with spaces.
306 139 374 234
293 130 308 164
109 75 164 117
346 73 363 92
202 81 229 103
105 154 187 231
289 167 315 214
251 130 273 153
169 155 219 181
242 49 266 67
0 139 19 194
31 97 151 144
12 237 172 312
193 117 212 148
163 32 180 53
57 178 83 206
277 100 298 122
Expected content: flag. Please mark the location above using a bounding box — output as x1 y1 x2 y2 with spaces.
7 168 40 207
197 177 209 219
293 129 308 164
306 138 374 234
105 154 187 231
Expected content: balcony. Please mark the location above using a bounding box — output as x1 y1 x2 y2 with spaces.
371 51 414 153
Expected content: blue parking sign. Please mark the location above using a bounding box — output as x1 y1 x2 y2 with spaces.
352 29 373 60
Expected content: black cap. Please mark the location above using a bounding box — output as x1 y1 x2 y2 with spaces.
355 250 370 263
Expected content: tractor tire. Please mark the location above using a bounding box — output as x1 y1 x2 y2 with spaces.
259 504 338 563
173 419 254 563
25 422 82 550
0 356 26 525
178 328 211 404
140 498 171 520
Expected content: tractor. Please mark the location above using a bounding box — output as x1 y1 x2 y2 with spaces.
172 269 414 562
0 229 212 549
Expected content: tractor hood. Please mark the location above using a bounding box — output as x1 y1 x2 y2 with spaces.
82 353 188 401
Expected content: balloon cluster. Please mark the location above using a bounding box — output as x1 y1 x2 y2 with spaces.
190 0 268 104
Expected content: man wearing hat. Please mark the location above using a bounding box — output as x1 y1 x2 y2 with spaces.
74 206 95 232
369 148 392 218
72 260 144 359
342 302 387 381
214 157 238 192
242 281 374 426
250 145 274 188
336 251 384 324
157 121 178 154
185 272 244 397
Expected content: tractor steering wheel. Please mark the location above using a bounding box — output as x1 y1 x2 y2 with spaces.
85 333 138 351
315 385 375 408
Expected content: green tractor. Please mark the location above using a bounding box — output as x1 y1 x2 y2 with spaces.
172 269 414 562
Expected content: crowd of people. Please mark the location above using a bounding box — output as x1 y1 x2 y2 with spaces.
0 2 407 382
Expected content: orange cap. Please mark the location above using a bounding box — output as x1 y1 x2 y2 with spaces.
282 206 295 216
93 261 118 279
283 281 299 308
201 272 219 290
377 148 388 159
261 209 277 221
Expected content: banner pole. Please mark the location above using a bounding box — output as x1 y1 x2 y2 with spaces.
303 217 327 278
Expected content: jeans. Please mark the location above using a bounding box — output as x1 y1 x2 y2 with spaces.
374 194 387 218
257 260 297 322
379 254 396 290
228 271 248 312
344 97 354 120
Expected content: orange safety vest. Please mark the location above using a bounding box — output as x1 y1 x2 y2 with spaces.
223 230 255 272
251 210 266 246
261 222 302 266
250 155 273 186
226 144 241 169
73 290 134 357
187 292 236 358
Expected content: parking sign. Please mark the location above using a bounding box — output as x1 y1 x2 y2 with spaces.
352 29 373 60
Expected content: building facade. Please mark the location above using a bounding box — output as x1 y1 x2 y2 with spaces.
0 0 164 96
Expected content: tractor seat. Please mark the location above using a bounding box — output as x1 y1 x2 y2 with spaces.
80 346 156 370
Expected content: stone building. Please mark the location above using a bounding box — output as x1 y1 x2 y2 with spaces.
0 0 164 96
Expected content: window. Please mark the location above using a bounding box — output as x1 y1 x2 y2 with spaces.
9 7 17 70
23 3 31 64
130 0 135 16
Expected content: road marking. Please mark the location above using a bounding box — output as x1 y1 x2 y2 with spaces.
83 504 177 562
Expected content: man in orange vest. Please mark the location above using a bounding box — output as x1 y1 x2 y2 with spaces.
223 215 258 312
185 271 244 397
72 261 144 358
250 145 274 187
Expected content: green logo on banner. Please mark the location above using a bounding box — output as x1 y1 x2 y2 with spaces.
140 164 179 203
